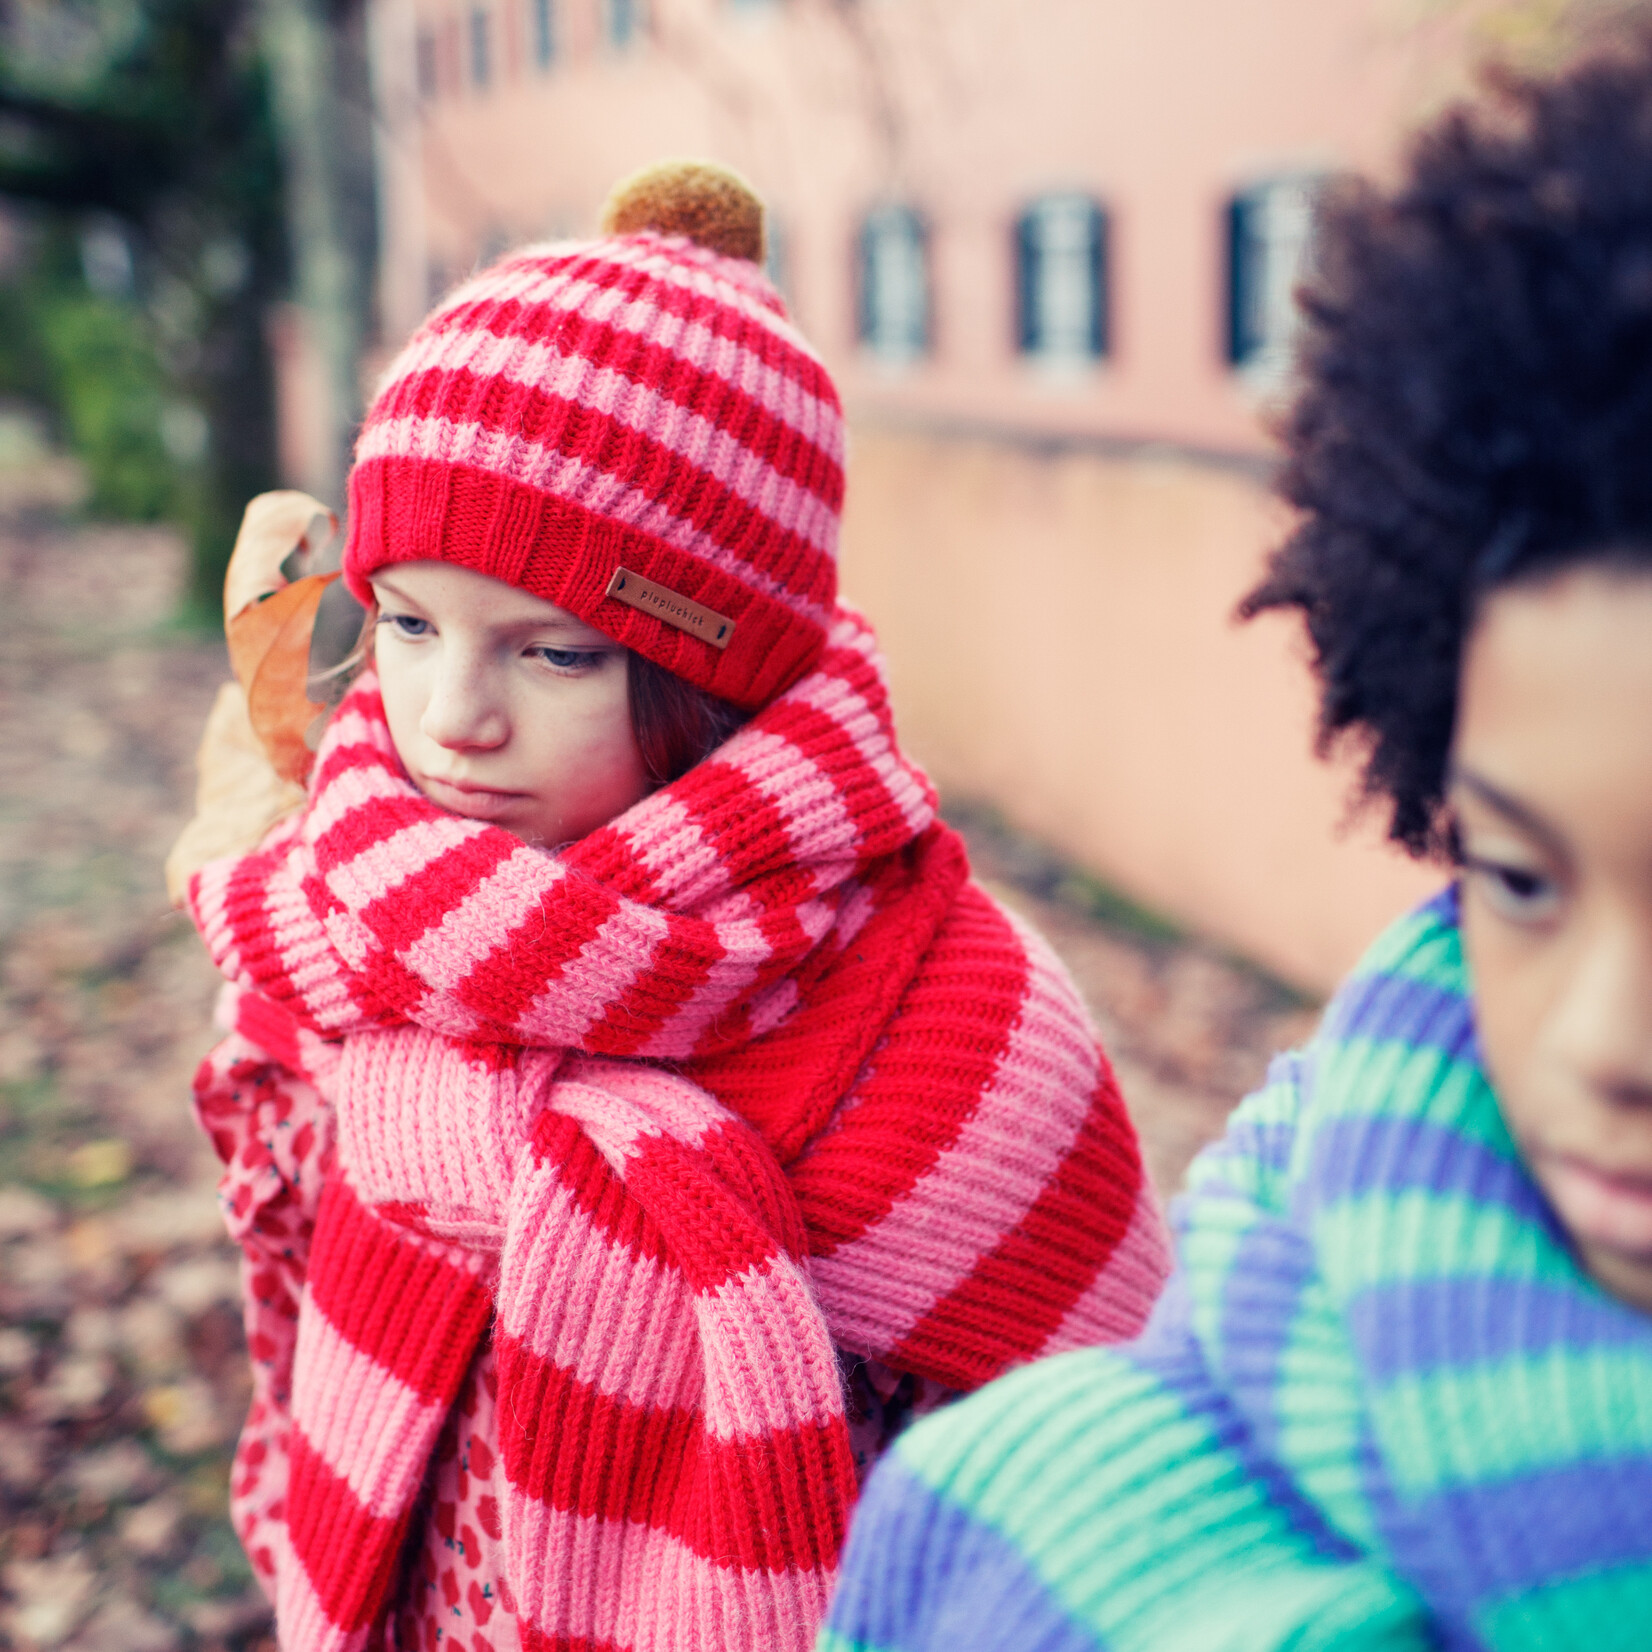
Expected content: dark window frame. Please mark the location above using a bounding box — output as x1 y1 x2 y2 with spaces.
469 5 491 88
1224 174 1327 369
856 203 932 364
1014 193 1109 362
531 0 555 67
608 0 647 49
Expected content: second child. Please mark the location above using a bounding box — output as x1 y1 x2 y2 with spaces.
822 43 1652 1652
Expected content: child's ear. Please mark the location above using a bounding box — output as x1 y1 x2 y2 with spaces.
599 159 765 265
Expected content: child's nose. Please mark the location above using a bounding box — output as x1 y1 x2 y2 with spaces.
1547 917 1652 1108
420 655 508 751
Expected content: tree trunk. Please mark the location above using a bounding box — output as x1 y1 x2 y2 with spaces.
258 0 365 513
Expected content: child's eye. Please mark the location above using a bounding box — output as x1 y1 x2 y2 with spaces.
529 646 603 672
377 613 430 639
1465 857 1562 925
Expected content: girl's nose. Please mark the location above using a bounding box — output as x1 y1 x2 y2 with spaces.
420 654 509 752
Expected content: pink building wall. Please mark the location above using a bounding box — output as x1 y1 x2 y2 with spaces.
358 0 1490 989
840 431 1435 991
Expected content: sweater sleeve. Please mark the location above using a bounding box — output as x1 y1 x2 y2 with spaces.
191 1027 335 1593
818 1058 1434 1652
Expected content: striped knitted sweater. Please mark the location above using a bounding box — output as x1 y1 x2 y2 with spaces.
821 887 1652 1652
184 606 1169 1651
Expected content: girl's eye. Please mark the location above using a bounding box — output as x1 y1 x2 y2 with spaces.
378 613 430 639
530 646 603 672
1466 857 1562 925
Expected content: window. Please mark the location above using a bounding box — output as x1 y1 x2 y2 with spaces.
416 27 438 99
858 205 929 366
1226 176 1322 373
1015 194 1107 365
469 6 491 87
764 211 789 303
531 0 555 67
606 0 647 49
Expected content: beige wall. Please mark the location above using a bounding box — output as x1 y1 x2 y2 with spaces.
840 424 1438 992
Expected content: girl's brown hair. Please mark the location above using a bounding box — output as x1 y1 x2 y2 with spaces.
627 651 748 786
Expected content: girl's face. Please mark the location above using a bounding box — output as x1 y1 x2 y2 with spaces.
369 561 651 848
1452 563 1652 1313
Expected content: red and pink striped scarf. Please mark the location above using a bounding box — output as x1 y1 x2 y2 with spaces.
187 606 1168 1651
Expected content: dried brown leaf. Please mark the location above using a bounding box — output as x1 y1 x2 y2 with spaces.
163 492 340 906
222 490 335 625
222 491 340 784
163 682 306 905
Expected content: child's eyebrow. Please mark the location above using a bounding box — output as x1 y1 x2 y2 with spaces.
369 575 601 638
1448 764 1567 853
505 615 611 643
368 574 423 608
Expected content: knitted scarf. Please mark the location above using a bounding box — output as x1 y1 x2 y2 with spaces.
187 606 1168 1652
822 887 1652 1652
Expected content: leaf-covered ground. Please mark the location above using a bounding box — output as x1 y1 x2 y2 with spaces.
0 486 273 1650
0 491 1315 1651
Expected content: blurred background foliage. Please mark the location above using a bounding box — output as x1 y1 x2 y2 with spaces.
0 0 371 613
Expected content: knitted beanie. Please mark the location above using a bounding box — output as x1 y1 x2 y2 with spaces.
343 162 844 709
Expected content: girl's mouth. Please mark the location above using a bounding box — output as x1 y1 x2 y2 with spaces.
1541 1150 1652 1258
418 775 526 821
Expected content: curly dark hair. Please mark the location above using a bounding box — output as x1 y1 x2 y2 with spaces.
1241 36 1652 856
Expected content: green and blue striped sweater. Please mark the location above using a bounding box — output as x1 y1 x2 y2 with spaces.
821 889 1652 1651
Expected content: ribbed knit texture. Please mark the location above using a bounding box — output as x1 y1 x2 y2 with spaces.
820 887 1652 1652
343 231 844 708
185 607 1168 1652
234 1042 854 1652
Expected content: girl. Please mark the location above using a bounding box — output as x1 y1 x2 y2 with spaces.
173 162 1169 1652
821 40 1652 1652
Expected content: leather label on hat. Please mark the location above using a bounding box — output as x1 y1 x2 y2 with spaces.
605 567 735 650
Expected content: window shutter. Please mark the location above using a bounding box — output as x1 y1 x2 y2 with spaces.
1089 201 1108 358
610 0 647 47
858 206 928 363
902 208 930 357
1017 195 1106 363
1226 192 1257 364
856 215 876 347
1015 209 1041 353
1226 177 1324 369
764 212 789 303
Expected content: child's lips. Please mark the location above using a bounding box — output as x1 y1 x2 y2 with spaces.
1542 1151 1652 1257
419 775 525 821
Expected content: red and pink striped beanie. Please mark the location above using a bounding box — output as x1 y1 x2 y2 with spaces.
343 166 844 709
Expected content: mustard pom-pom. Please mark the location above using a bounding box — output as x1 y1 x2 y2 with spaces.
599 159 766 265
